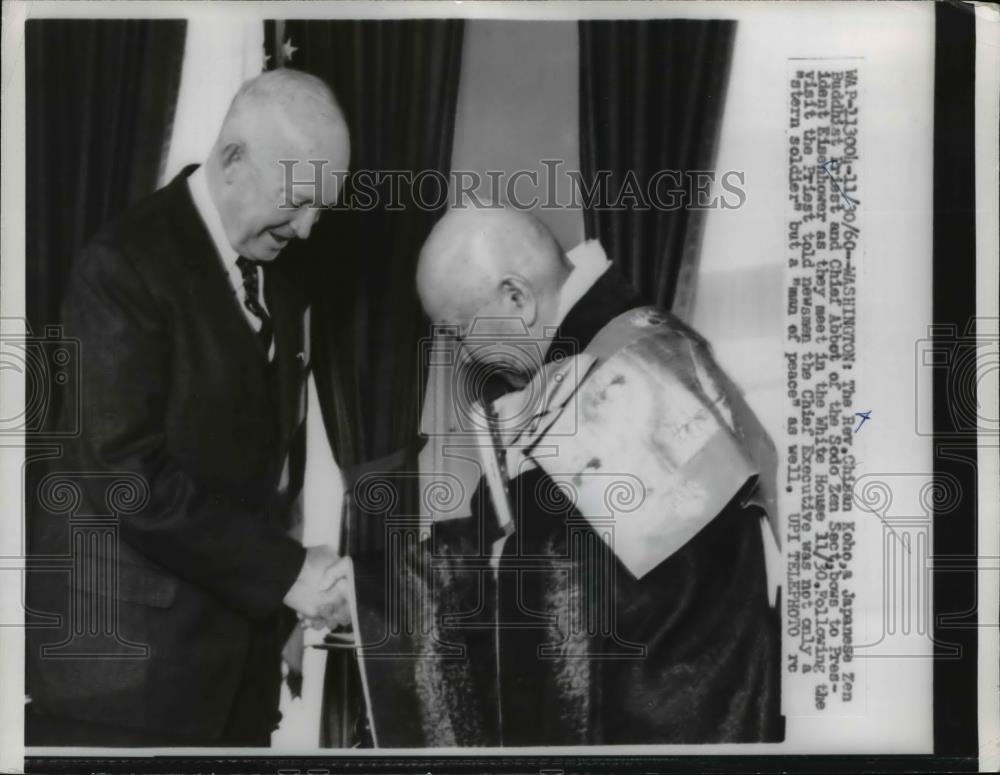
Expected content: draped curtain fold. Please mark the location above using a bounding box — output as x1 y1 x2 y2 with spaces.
264 20 465 555
264 21 463 748
578 20 736 314
26 19 187 336
22 17 186 663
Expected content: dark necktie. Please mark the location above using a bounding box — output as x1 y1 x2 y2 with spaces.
235 256 273 356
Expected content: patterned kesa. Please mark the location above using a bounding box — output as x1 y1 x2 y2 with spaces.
521 307 771 579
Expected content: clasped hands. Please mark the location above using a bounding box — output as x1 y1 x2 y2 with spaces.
282 545 353 631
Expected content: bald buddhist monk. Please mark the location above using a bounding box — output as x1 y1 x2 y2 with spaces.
349 206 783 746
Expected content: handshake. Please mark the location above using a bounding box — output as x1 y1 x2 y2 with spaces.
282 545 353 631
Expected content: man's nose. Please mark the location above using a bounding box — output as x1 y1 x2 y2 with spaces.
290 208 320 240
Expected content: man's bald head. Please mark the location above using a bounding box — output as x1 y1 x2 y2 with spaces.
418 207 569 328
208 68 350 262
417 206 571 380
219 68 349 167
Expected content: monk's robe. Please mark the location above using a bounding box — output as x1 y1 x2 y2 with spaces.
351 264 783 747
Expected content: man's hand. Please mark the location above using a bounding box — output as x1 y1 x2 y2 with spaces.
309 576 353 631
282 546 353 630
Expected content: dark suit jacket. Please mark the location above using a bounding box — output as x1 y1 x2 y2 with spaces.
27 167 309 740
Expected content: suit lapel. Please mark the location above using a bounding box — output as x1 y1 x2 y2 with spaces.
163 166 269 367
161 167 307 463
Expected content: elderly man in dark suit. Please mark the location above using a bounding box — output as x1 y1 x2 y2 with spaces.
27 68 350 747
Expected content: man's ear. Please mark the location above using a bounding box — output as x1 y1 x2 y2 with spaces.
499 275 537 327
218 142 245 182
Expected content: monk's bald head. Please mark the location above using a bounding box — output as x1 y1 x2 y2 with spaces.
417 207 571 380
208 68 350 262
417 207 569 330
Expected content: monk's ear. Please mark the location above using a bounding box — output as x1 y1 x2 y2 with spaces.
499 275 537 327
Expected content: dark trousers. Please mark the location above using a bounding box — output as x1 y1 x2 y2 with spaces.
27 620 285 748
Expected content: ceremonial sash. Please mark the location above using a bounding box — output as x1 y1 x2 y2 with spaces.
490 306 779 579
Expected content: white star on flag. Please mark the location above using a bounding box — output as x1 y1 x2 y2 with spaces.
282 38 298 62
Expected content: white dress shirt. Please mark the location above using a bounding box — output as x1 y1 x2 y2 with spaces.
187 165 274 359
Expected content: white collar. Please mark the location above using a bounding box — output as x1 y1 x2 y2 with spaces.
187 165 238 272
554 239 612 326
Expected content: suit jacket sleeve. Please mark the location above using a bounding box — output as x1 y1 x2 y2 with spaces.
63 239 306 620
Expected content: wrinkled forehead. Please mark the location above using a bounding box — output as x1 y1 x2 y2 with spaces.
419 234 502 317
250 104 342 155
419 274 475 326
276 157 344 208
251 110 348 200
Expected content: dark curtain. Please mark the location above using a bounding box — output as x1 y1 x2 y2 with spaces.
21 19 185 651
579 20 736 311
22 19 186 577
25 19 187 336
263 22 463 747
265 20 464 556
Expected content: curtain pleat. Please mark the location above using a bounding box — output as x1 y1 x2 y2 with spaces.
263 21 464 747
26 20 187 336
578 19 736 312
264 20 465 555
